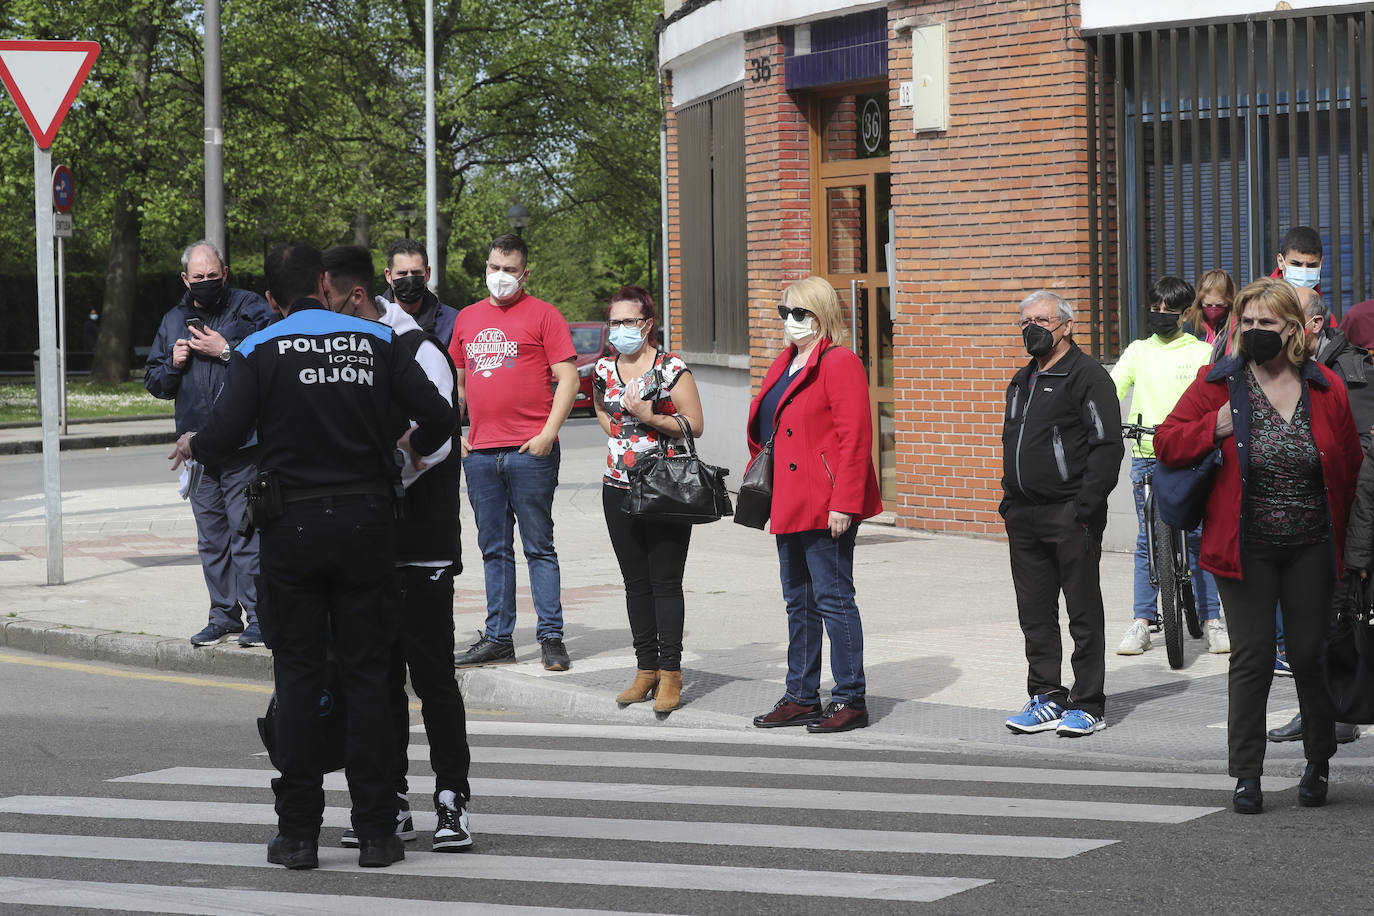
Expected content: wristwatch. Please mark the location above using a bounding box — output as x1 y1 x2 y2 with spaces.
218 345 232 364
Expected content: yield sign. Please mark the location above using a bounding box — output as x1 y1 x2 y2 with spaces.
0 40 100 149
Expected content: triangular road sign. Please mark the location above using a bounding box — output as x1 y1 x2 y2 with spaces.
0 40 100 149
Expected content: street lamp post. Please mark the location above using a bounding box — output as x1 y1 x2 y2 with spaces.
506 204 531 238
395 201 418 239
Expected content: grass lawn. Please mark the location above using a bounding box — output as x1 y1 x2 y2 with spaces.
0 378 174 424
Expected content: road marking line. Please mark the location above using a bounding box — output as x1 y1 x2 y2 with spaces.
0 833 989 902
0 876 660 915
0 796 1112 859
111 767 1222 824
0 650 271 694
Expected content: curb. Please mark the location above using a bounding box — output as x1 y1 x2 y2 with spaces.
0 431 173 456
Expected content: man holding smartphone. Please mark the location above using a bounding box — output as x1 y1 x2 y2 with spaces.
145 240 274 648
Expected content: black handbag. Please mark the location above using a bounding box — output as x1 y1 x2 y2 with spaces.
623 414 733 524
256 658 348 773
1321 575 1374 724
733 437 774 530
1153 448 1222 530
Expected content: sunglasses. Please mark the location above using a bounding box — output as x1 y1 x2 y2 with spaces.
777 306 813 322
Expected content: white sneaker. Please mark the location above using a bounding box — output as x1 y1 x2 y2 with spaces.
1116 619 1152 655
1206 618 1231 654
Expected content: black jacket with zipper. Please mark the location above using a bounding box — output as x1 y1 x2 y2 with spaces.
1000 341 1123 527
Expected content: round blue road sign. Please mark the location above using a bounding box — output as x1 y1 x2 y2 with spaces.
52 165 74 214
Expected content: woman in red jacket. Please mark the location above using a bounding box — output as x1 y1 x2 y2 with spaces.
1155 278 1361 814
744 276 883 733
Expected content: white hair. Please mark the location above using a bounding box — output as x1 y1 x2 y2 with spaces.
182 240 226 273
1018 290 1073 323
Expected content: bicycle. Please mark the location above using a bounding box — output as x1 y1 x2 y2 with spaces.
1121 416 1204 669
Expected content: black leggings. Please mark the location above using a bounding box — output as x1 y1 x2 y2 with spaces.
602 484 692 671
1213 540 1337 778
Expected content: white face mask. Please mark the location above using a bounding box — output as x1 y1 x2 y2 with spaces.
1283 263 1321 289
783 314 817 345
486 270 523 302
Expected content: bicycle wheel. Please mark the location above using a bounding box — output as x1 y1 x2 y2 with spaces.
1177 529 1202 639
1152 502 1184 669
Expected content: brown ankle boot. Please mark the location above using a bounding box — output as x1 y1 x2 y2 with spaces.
616 669 659 705
653 670 683 712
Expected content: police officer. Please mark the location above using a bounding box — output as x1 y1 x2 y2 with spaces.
171 241 455 870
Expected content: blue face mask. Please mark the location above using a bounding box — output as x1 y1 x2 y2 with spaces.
609 325 645 354
1283 262 1321 289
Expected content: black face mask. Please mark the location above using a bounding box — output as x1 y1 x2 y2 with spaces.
1147 311 1180 337
1242 328 1285 364
391 275 426 305
188 278 225 308
1022 323 1056 357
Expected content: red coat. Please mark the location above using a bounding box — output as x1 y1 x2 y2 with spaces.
745 339 883 534
1153 356 1362 580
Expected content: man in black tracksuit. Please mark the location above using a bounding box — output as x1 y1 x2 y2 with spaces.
1000 290 1123 738
173 241 455 870
322 245 473 853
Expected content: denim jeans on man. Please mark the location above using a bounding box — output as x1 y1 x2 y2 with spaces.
1129 457 1220 623
462 443 563 643
776 525 866 706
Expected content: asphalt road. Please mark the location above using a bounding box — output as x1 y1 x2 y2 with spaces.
3 647 1372 914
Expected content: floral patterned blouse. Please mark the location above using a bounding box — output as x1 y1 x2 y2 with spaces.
1243 366 1327 547
592 350 690 488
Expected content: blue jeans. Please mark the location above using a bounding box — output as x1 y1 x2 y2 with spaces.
463 444 563 642
1130 457 1220 623
776 526 866 706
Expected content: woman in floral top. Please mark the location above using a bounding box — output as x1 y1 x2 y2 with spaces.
592 286 704 713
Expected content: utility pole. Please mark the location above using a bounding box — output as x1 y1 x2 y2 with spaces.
204 0 225 254
425 0 437 292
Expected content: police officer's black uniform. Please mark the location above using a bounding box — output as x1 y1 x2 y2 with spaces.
191 298 454 858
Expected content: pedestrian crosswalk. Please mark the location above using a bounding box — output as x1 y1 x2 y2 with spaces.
0 720 1271 913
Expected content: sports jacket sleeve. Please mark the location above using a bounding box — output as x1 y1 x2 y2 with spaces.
1074 362 1124 521
391 346 456 458
143 313 184 400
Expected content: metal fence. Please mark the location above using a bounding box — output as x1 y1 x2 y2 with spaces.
1086 7 1374 359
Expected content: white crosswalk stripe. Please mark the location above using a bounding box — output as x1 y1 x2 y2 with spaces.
0 720 1240 911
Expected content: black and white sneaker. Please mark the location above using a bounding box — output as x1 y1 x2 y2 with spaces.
433 789 473 852
341 792 415 848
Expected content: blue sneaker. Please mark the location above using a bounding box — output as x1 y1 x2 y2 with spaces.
190 622 242 647
1005 695 1065 734
1274 655 1293 678
238 622 264 648
1056 709 1106 737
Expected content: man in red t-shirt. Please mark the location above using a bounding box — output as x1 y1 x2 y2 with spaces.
448 234 578 671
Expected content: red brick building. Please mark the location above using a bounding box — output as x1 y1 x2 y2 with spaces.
657 0 1374 538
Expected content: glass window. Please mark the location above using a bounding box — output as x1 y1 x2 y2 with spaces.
827 185 868 274
570 326 605 355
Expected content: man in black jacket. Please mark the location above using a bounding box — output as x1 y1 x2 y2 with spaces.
145 240 274 648
380 238 459 347
1000 290 1123 739
172 241 455 870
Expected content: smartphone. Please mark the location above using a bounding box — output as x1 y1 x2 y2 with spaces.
186 318 206 335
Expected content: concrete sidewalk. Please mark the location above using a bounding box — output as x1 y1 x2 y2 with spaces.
0 418 1353 771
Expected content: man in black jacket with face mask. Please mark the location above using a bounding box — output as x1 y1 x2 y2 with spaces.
380 239 458 348
145 240 274 648
999 289 1123 740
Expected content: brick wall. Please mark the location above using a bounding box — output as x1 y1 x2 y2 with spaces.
743 29 813 386
887 0 1091 534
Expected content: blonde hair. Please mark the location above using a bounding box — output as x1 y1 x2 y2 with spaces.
782 276 846 346
1182 268 1235 331
1230 277 1309 366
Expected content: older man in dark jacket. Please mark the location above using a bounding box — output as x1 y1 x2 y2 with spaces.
1000 290 1123 739
145 240 274 647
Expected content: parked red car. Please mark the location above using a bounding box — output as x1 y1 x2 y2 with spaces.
563 321 613 415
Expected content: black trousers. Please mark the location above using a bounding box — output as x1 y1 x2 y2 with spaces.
1213 540 1337 778
259 495 400 842
602 484 692 671
1004 501 1107 717
391 564 472 803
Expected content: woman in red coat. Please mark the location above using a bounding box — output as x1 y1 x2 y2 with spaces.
1155 278 1361 814
744 276 883 733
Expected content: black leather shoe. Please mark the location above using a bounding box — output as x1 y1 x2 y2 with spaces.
1232 777 1263 814
1298 761 1330 807
358 833 405 868
266 835 319 870
1267 713 1303 742
1336 722 1361 744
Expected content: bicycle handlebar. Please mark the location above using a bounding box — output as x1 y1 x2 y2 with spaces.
1121 413 1156 442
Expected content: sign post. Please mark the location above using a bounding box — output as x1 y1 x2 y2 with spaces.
0 40 101 586
52 164 74 435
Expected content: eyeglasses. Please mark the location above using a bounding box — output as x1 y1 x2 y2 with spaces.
607 317 648 330
1017 316 1062 330
778 306 814 322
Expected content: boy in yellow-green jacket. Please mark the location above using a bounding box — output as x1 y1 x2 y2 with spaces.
1110 276 1228 656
